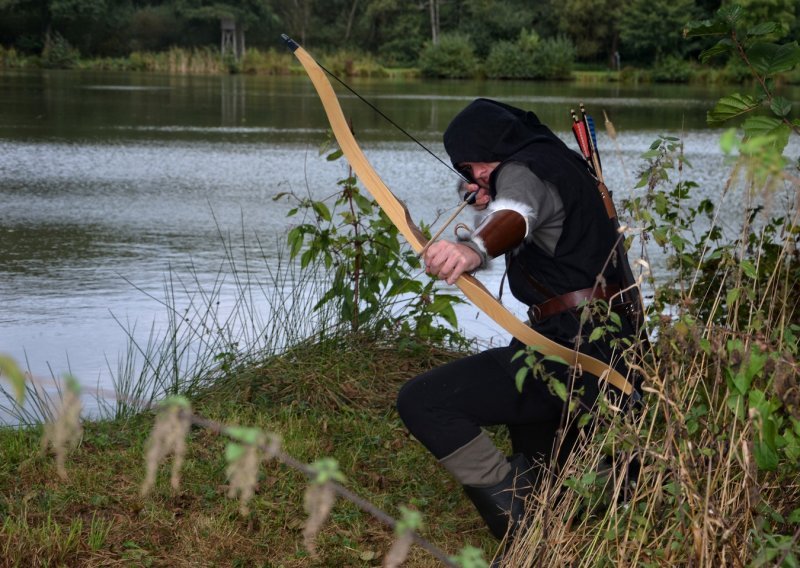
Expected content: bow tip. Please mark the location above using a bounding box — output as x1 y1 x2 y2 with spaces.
281 34 299 52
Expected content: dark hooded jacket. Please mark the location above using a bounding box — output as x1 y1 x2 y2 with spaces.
444 98 626 348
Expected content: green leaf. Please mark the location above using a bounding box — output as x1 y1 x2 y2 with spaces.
309 457 346 484
515 368 529 392
429 300 458 328
707 94 759 125
742 116 791 153
312 201 331 222
719 128 739 154
0 355 26 404
747 22 778 37
739 259 758 279
746 352 768 382
287 226 304 258
63 374 81 394
747 41 800 76
753 435 779 471
511 349 528 362
770 96 792 117
699 38 735 62
551 379 568 401
727 393 745 417
353 192 374 214
225 442 245 463
450 545 489 568
541 354 569 366
395 506 423 534
300 248 315 269
743 115 782 137
326 148 343 161
227 426 262 446
588 327 605 343
684 18 730 38
161 395 190 409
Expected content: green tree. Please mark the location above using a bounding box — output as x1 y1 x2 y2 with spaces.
618 0 702 64
360 0 425 65
448 0 534 59
0 0 136 56
418 32 477 78
733 0 797 38
359 0 426 66
557 0 620 62
176 0 273 31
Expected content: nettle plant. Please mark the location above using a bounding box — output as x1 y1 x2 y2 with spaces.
628 3 799 489
276 137 464 345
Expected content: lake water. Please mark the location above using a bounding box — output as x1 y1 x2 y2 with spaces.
1 69 795 419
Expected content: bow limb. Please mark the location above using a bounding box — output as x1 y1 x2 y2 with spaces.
285 38 633 396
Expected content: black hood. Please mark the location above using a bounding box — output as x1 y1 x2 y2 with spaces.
443 98 571 169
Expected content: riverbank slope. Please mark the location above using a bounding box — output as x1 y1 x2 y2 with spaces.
0 332 495 566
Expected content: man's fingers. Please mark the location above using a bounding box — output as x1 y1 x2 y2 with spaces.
423 241 480 284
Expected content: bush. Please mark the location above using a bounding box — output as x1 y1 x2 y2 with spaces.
652 56 692 83
619 65 652 83
418 33 477 79
320 50 388 78
41 33 80 69
378 36 423 68
485 40 531 79
240 48 293 75
485 31 575 80
535 36 576 79
720 57 753 83
0 46 21 68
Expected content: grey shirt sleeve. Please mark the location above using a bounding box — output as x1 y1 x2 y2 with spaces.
459 162 565 268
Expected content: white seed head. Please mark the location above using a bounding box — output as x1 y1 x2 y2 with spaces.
141 404 191 496
383 531 413 568
42 387 83 480
303 482 336 558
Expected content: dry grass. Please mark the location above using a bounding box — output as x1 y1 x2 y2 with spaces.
499 156 800 567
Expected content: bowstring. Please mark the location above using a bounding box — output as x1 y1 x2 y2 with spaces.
313 57 478 300
313 59 469 185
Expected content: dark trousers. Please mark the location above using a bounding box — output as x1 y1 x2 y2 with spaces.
396 344 601 470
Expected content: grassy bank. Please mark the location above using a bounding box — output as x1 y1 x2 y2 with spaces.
0 44 419 79
0 332 503 567
4 44 799 85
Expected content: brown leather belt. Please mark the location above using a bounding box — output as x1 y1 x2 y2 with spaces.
528 284 622 324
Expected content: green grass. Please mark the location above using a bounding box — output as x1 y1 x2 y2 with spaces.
0 332 501 567
571 70 621 83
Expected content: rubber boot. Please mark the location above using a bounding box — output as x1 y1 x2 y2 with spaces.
462 454 536 540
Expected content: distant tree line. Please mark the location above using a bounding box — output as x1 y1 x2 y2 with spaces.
0 0 797 70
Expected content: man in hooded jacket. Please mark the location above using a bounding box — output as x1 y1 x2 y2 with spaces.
396 98 638 541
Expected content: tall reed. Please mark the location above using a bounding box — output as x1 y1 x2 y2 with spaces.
0 225 341 424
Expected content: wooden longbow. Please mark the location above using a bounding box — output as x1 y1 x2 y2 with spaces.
283 35 633 396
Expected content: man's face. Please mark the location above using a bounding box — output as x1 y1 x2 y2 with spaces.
458 161 499 188
458 161 499 210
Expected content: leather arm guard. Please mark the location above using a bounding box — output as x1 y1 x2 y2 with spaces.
471 209 527 258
